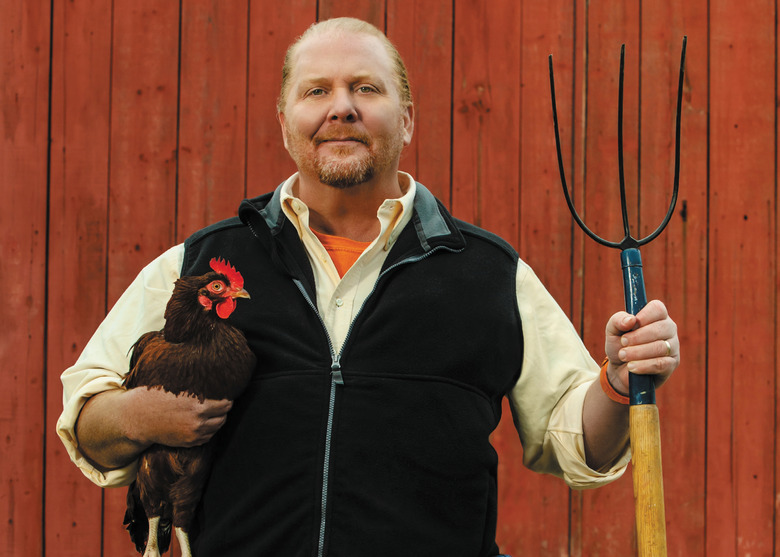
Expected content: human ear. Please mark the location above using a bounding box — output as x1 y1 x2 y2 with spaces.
278 112 289 150
401 104 414 146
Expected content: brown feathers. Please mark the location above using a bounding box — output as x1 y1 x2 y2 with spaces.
123 258 255 555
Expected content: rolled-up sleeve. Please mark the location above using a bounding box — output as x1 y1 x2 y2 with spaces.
56 244 184 487
509 259 630 489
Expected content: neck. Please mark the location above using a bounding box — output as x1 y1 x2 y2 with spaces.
296 171 403 241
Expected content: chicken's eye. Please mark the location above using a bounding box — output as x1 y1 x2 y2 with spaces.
207 280 226 294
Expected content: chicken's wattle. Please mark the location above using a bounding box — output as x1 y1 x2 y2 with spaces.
216 298 236 319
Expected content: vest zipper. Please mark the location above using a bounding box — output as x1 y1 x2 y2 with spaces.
292 280 342 557
318 362 340 557
292 245 460 557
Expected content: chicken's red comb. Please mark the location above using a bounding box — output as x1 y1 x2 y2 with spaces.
209 257 244 289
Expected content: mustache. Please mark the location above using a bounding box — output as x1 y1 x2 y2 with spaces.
314 128 371 146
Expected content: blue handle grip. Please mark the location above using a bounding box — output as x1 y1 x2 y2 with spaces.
621 248 655 405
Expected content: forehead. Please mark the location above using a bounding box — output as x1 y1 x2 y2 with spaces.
289 32 396 88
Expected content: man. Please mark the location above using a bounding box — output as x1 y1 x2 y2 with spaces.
58 17 680 556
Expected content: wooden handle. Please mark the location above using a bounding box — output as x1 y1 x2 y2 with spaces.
630 403 667 557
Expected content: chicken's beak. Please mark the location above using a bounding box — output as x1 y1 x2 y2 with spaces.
231 288 251 299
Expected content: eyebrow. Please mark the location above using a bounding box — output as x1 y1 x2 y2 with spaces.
296 72 389 90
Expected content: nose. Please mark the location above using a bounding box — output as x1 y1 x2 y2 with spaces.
328 88 357 123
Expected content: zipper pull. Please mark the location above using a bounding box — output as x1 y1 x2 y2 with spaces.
331 361 344 385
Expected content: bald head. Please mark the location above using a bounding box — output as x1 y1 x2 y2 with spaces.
277 17 413 114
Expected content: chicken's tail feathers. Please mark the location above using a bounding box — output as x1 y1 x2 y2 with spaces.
124 482 148 553
124 481 172 554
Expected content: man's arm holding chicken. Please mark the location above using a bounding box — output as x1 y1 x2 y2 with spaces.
76 387 232 472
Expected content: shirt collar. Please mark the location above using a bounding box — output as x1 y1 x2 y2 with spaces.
279 172 417 251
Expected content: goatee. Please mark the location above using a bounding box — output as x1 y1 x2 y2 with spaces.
317 151 375 188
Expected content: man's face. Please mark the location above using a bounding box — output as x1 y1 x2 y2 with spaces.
278 32 414 189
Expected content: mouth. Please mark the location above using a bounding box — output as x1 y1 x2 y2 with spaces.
317 137 368 146
315 129 371 145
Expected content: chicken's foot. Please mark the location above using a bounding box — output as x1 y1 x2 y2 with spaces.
143 516 162 557
175 527 193 557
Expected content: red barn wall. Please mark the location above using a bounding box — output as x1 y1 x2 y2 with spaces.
1 0 772 555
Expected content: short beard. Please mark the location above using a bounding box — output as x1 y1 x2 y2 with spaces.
285 120 406 189
316 152 375 188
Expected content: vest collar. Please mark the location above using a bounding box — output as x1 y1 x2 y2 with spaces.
238 180 465 253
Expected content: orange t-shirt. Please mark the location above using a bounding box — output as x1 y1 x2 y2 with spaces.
313 230 372 278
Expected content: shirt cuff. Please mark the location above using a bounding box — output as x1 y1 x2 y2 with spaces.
547 381 631 489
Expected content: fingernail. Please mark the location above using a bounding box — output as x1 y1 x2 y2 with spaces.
619 349 627 361
622 316 633 326
621 336 629 347
627 362 636 372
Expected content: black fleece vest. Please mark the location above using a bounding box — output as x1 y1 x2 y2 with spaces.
186 189 524 557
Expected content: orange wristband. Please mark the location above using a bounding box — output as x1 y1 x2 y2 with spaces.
599 358 630 405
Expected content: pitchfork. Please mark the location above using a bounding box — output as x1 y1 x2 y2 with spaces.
548 37 687 556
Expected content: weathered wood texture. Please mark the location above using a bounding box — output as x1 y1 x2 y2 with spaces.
1 0 773 554
2 2 49 556
45 3 110 555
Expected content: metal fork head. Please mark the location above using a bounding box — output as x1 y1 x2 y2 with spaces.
548 37 687 251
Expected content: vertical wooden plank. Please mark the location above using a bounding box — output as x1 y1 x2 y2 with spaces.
489 1 578 555
708 1 776 555
520 0 577 295
246 1 315 194
567 4 589 551
0 1 50 555
776 6 780 555
451 1 523 554
45 0 111 554
451 0 521 246
107 0 180 295
318 0 385 27
639 4 709 555
387 0 453 204
103 2 181 554
177 1 249 240
577 1 641 554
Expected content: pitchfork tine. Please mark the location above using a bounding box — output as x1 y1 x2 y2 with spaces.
617 44 631 243
548 54 620 249
641 35 686 248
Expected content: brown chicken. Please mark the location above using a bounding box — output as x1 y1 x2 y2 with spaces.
122 257 256 557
